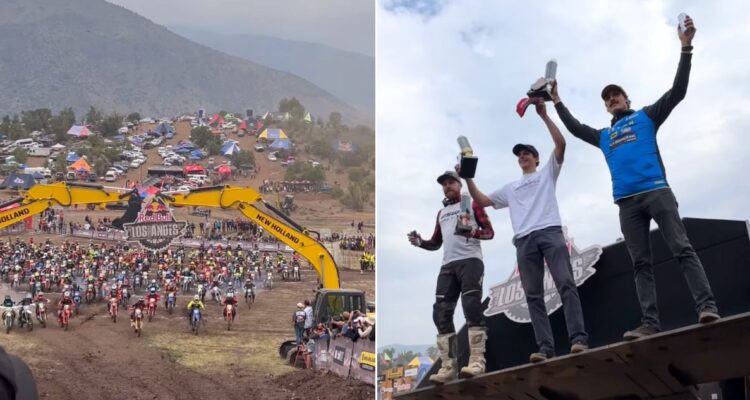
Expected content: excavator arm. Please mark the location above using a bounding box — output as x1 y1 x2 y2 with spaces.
0 182 137 231
162 185 341 289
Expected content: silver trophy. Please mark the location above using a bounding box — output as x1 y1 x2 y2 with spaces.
526 59 557 101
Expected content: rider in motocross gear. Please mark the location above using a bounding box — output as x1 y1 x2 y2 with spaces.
186 295 205 320
131 297 146 321
221 292 238 318
17 293 33 323
145 287 160 307
58 292 75 321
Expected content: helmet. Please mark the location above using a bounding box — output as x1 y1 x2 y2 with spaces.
193 294 199 300
150 287 156 293
26 293 32 299
151 279 156 284
63 291 70 298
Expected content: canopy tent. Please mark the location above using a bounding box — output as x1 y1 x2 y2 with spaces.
238 120 248 131
32 171 45 179
0 173 35 190
220 140 241 156
217 164 232 177
183 165 206 175
68 158 92 172
189 149 205 160
67 125 93 138
258 128 288 140
304 112 312 124
50 143 66 150
66 152 81 163
268 138 291 150
137 186 160 198
406 356 434 382
208 114 225 127
333 140 357 152
154 122 174 136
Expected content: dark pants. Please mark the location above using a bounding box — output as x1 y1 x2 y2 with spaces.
617 188 718 329
433 257 485 334
514 226 588 355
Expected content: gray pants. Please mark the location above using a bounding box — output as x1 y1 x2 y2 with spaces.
617 188 717 329
514 226 588 356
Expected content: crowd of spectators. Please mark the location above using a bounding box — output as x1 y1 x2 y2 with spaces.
259 180 319 194
337 234 375 252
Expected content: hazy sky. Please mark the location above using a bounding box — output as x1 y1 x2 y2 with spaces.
377 0 750 347
106 0 375 56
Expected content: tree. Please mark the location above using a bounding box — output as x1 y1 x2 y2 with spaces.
228 149 255 168
49 108 76 144
278 97 306 120
85 106 102 125
285 163 326 184
13 148 28 164
426 346 439 361
190 126 220 149
21 108 52 133
127 112 141 123
394 350 418 367
205 141 221 156
99 112 124 137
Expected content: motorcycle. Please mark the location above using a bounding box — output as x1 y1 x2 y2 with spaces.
293 265 301 281
32 281 42 297
224 303 234 331
134 274 142 290
265 273 273 290
197 284 206 303
60 304 71 331
244 287 255 308
190 307 201 335
147 297 157 322
132 307 144 337
109 298 118 323
211 286 222 304
181 276 192 292
73 290 82 315
19 305 33 331
85 284 96 304
166 292 176 315
281 267 289 281
3 306 16 334
35 302 47 328
11 272 20 288
120 288 130 309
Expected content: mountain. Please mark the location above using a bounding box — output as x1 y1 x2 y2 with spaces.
168 26 374 115
0 0 362 123
378 344 433 355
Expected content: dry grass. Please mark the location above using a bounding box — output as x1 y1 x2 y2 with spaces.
148 331 294 376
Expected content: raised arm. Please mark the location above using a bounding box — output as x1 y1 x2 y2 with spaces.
464 178 493 208
551 81 601 148
643 15 695 129
535 101 565 163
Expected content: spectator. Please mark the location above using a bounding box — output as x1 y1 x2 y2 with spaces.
358 317 375 341
293 303 306 346
303 299 314 335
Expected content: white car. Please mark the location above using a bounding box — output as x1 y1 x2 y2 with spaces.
105 171 117 182
130 160 141 169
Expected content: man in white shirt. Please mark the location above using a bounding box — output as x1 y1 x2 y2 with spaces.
465 101 588 362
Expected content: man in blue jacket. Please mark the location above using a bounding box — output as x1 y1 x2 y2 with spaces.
551 15 719 340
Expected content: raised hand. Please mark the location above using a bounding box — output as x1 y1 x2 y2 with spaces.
678 15 696 46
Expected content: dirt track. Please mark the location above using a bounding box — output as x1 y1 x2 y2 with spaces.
1 268 374 399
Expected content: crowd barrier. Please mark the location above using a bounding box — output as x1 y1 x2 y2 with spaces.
313 336 375 385
0 226 27 236
69 229 293 252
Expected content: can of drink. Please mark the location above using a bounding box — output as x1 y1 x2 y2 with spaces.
678 13 688 33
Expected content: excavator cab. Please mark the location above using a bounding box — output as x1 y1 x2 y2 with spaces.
281 194 296 215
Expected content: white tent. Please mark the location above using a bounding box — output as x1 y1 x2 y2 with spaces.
220 140 241 156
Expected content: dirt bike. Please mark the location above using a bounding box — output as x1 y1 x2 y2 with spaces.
60 304 72 331
86 285 95 304
109 298 118 323
35 302 47 328
265 273 273 290
244 287 255 308
190 307 201 335
211 287 222 304
197 285 206 303
19 305 33 332
147 297 157 322
224 303 234 331
3 306 16 334
32 282 42 297
11 273 20 289
281 267 289 281
166 292 176 315
293 265 301 281
120 288 130 309
134 274 142 291
0 265 9 282
181 276 191 292
73 291 82 315
132 307 144 337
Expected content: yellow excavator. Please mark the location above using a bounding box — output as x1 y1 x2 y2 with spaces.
0 182 372 360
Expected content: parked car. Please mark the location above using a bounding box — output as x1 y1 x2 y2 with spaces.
105 171 117 182
254 144 265 152
87 173 98 182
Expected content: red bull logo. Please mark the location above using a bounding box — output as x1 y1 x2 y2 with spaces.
124 198 186 251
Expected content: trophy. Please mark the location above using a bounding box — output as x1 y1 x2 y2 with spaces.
516 59 557 117
457 135 478 179
455 192 475 236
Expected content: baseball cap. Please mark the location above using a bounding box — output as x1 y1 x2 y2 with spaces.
601 84 628 100
437 170 461 184
512 144 539 158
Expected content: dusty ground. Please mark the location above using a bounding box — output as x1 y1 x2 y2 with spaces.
1 268 374 400
3 122 375 399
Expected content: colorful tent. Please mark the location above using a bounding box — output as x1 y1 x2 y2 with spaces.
406 356 434 382
208 114 225 127
217 164 232 177
238 120 248 131
258 128 288 140
67 125 93 138
268 138 291 150
304 112 312 124
68 158 92 172
66 152 81 163
220 140 241 156
51 143 66 150
154 122 174 136
137 186 160 198
0 173 35 190
183 165 206 175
